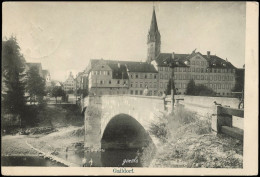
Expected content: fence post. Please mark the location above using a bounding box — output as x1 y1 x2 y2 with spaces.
211 105 232 134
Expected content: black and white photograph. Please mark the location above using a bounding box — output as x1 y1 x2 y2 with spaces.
1 1 258 176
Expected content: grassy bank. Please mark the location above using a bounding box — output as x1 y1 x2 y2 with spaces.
149 106 243 168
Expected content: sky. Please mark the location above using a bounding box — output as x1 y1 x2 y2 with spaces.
2 2 246 82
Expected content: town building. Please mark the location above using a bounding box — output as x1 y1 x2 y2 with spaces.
86 59 158 96
148 8 237 97
63 72 76 92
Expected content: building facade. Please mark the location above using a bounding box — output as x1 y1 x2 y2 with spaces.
149 8 237 97
63 72 76 92
87 59 158 96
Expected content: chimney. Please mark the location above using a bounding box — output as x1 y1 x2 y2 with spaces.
172 52 175 59
207 51 210 58
118 62 120 68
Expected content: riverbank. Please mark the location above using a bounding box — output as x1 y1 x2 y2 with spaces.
2 104 84 166
148 107 243 168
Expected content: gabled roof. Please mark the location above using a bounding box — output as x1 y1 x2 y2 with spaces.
155 53 190 67
155 52 236 69
88 59 158 79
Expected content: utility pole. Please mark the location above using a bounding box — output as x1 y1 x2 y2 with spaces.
163 58 189 111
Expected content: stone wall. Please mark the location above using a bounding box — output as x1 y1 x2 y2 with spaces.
175 95 243 129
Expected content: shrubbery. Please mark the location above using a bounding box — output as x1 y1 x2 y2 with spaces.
149 106 211 142
186 79 216 96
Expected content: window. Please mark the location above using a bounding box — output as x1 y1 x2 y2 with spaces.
165 67 168 71
196 61 199 65
130 82 133 87
140 90 143 95
130 74 133 78
179 67 183 72
160 74 163 79
214 76 217 81
117 80 120 84
192 68 195 72
136 74 138 78
201 61 204 66
222 84 225 89
218 83 221 89
154 75 157 79
183 83 186 88
201 75 204 80
218 75 221 81
174 67 177 72
160 82 163 88
197 75 200 80
196 68 200 72
159 67 163 71
222 76 225 81
184 68 186 72
165 74 168 79
109 80 111 84
140 83 143 88
150 74 152 79
135 90 138 95
130 90 133 95
149 82 152 88
145 74 147 79
154 83 157 88
192 61 195 65
108 71 110 75
135 82 138 87
201 68 204 73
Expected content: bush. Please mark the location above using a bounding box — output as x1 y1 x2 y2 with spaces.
149 106 212 143
186 79 216 96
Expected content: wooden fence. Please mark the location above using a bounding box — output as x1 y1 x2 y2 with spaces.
211 106 244 140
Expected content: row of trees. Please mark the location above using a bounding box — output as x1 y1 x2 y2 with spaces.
2 37 48 127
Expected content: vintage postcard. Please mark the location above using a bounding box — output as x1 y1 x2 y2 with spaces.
1 1 258 176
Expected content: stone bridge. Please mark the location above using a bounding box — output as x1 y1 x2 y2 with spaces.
82 95 167 151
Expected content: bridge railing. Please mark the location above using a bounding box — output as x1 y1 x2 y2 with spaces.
211 105 244 140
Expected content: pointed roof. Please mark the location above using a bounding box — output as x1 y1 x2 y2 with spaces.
149 8 159 35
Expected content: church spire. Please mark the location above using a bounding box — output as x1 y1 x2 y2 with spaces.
148 7 159 39
147 7 161 63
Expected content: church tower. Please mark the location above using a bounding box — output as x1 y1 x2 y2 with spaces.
147 7 161 63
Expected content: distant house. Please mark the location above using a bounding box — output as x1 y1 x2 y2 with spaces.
63 72 75 92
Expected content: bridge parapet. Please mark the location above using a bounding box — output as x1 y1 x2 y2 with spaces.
83 95 167 151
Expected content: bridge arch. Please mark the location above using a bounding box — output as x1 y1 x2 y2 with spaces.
101 113 153 150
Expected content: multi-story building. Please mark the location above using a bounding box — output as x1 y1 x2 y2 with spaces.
87 59 158 96
126 62 158 96
148 8 237 97
154 51 236 96
63 72 75 92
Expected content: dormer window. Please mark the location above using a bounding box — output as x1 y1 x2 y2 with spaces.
101 66 104 68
